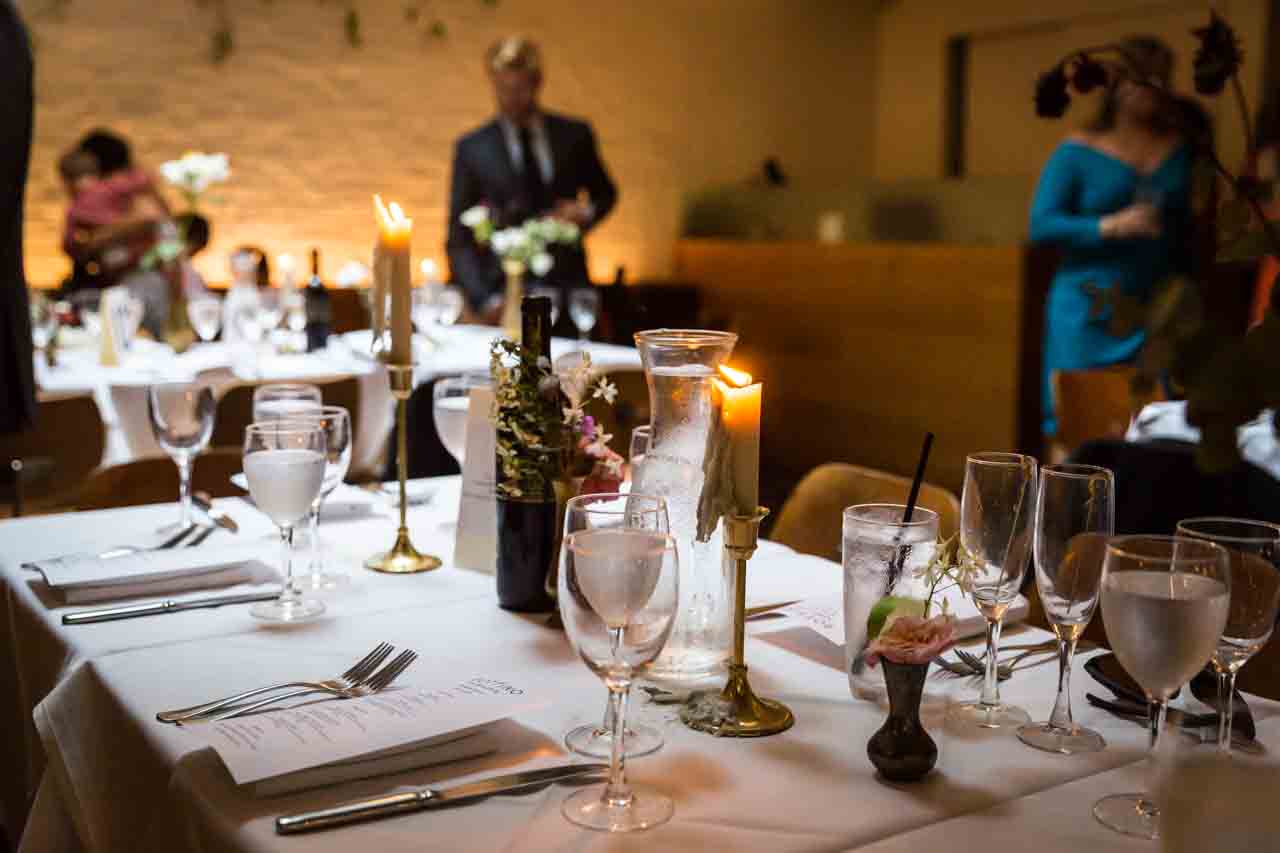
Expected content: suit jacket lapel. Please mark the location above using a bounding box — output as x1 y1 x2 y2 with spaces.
481 121 519 199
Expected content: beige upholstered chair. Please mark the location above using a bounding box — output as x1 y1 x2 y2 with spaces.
57 448 245 511
771 462 960 561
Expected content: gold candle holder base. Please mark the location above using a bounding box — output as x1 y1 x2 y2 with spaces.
681 507 795 737
366 363 442 575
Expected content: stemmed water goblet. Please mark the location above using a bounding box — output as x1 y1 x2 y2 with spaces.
187 295 222 343
294 406 353 592
1174 517 1280 753
147 381 216 534
432 374 489 471
561 493 670 760
243 421 328 623
1018 464 1114 754
569 288 600 341
947 452 1038 731
559 527 679 832
1092 535 1230 840
253 383 322 421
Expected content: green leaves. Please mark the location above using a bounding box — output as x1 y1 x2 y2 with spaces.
344 8 361 46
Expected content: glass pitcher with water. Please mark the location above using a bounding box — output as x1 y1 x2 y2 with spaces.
631 329 738 687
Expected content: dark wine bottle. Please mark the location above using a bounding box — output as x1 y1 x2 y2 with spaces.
304 248 331 352
494 294 559 612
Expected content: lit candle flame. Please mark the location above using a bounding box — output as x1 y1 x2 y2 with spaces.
719 365 753 387
373 195 411 230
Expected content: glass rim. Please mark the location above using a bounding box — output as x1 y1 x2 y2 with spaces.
1175 517 1280 545
566 528 674 556
565 492 667 515
272 404 349 421
634 328 739 347
1041 463 1113 480
437 371 492 388
1105 534 1229 563
148 380 208 392
245 419 326 435
967 451 1035 467
843 503 939 527
252 382 321 398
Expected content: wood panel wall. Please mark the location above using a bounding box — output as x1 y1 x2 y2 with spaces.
672 239 1029 494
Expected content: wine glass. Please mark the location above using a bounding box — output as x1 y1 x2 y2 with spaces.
559 527 679 832
1174 517 1280 753
569 288 601 341
947 452 1038 731
253 383 322 422
562 493 670 760
433 373 489 470
437 285 464 328
627 425 651 484
147 382 216 533
294 406 353 592
1093 535 1230 840
412 285 443 334
243 421 328 623
1018 464 1114 754
186 295 222 343
258 288 283 340
528 286 560 326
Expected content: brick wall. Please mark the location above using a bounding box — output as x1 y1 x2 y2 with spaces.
19 0 877 287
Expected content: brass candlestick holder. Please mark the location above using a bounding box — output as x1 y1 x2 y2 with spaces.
681 507 794 737
365 364 442 574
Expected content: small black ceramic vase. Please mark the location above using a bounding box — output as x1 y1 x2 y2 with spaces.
866 659 937 782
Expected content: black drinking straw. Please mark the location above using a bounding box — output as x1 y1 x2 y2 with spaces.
886 432 934 588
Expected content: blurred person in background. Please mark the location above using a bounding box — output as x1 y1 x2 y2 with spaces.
1031 36 1193 438
0 0 34 435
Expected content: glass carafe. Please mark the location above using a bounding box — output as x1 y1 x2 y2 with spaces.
632 329 738 687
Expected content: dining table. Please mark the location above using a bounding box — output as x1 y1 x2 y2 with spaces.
1 477 1277 852
33 324 642 474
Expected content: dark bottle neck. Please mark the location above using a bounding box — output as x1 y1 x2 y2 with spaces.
521 296 552 359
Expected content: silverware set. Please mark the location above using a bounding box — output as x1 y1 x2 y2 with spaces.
96 496 238 560
156 642 419 724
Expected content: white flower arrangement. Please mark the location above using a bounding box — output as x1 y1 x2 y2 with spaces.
159 151 231 210
460 205 579 277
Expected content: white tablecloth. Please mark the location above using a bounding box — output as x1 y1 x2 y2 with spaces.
33 326 642 477
1 481 1276 852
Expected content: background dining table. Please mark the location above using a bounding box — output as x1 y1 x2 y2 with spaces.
32 325 642 474
1 477 1277 852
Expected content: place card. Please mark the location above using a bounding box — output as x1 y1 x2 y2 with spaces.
185 673 541 787
454 386 497 573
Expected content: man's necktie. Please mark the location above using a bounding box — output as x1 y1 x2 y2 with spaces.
518 124 551 215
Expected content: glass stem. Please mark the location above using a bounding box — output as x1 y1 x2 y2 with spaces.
177 456 193 528
279 525 300 604
980 617 1003 707
308 499 323 573
1047 636 1077 731
603 680 632 808
1218 669 1238 753
1143 698 1168 816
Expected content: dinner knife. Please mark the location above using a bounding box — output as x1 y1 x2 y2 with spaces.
62 590 282 625
275 763 607 834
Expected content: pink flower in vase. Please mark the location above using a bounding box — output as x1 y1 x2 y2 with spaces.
864 614 957 668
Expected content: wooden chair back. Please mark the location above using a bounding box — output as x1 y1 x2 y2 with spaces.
211 376 361 449
58 448 245 511
1051 367 1155 454
0 393 105 502
771 462 960 562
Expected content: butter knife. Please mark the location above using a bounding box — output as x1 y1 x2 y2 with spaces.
62 590 282 625
276 763 607 834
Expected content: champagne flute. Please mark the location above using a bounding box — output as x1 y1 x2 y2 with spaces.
1018 464 1114 754
947 452 1038 731
243 421 328 623
562 493 670 759
559 528 679 832
147 382 216 533
186 295 222 343
1093 535 1230 840
1175 517 1280 753
295 406 353 592
253 383 322 422
569 288 601 341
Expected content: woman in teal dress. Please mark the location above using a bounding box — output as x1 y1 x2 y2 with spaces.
1031 36 1193 436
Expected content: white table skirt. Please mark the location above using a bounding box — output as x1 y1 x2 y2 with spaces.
2 483 1276 852
34 326 642 475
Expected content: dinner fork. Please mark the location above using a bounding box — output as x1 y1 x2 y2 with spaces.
156 642 394 723
197 649 419 723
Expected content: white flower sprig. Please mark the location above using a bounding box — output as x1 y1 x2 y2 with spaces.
459 205 579 277
159 151 230 211
913 534 982 618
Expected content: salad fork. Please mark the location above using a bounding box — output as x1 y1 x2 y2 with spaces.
157 642 394 723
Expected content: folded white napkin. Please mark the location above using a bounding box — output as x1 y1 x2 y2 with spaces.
247 726 499 797
25 544 277 604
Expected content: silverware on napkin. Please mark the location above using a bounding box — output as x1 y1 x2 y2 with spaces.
275 763 608 834
62 589 282 625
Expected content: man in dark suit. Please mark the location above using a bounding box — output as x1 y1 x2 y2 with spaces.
446 36 617 319
0 0 34 435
